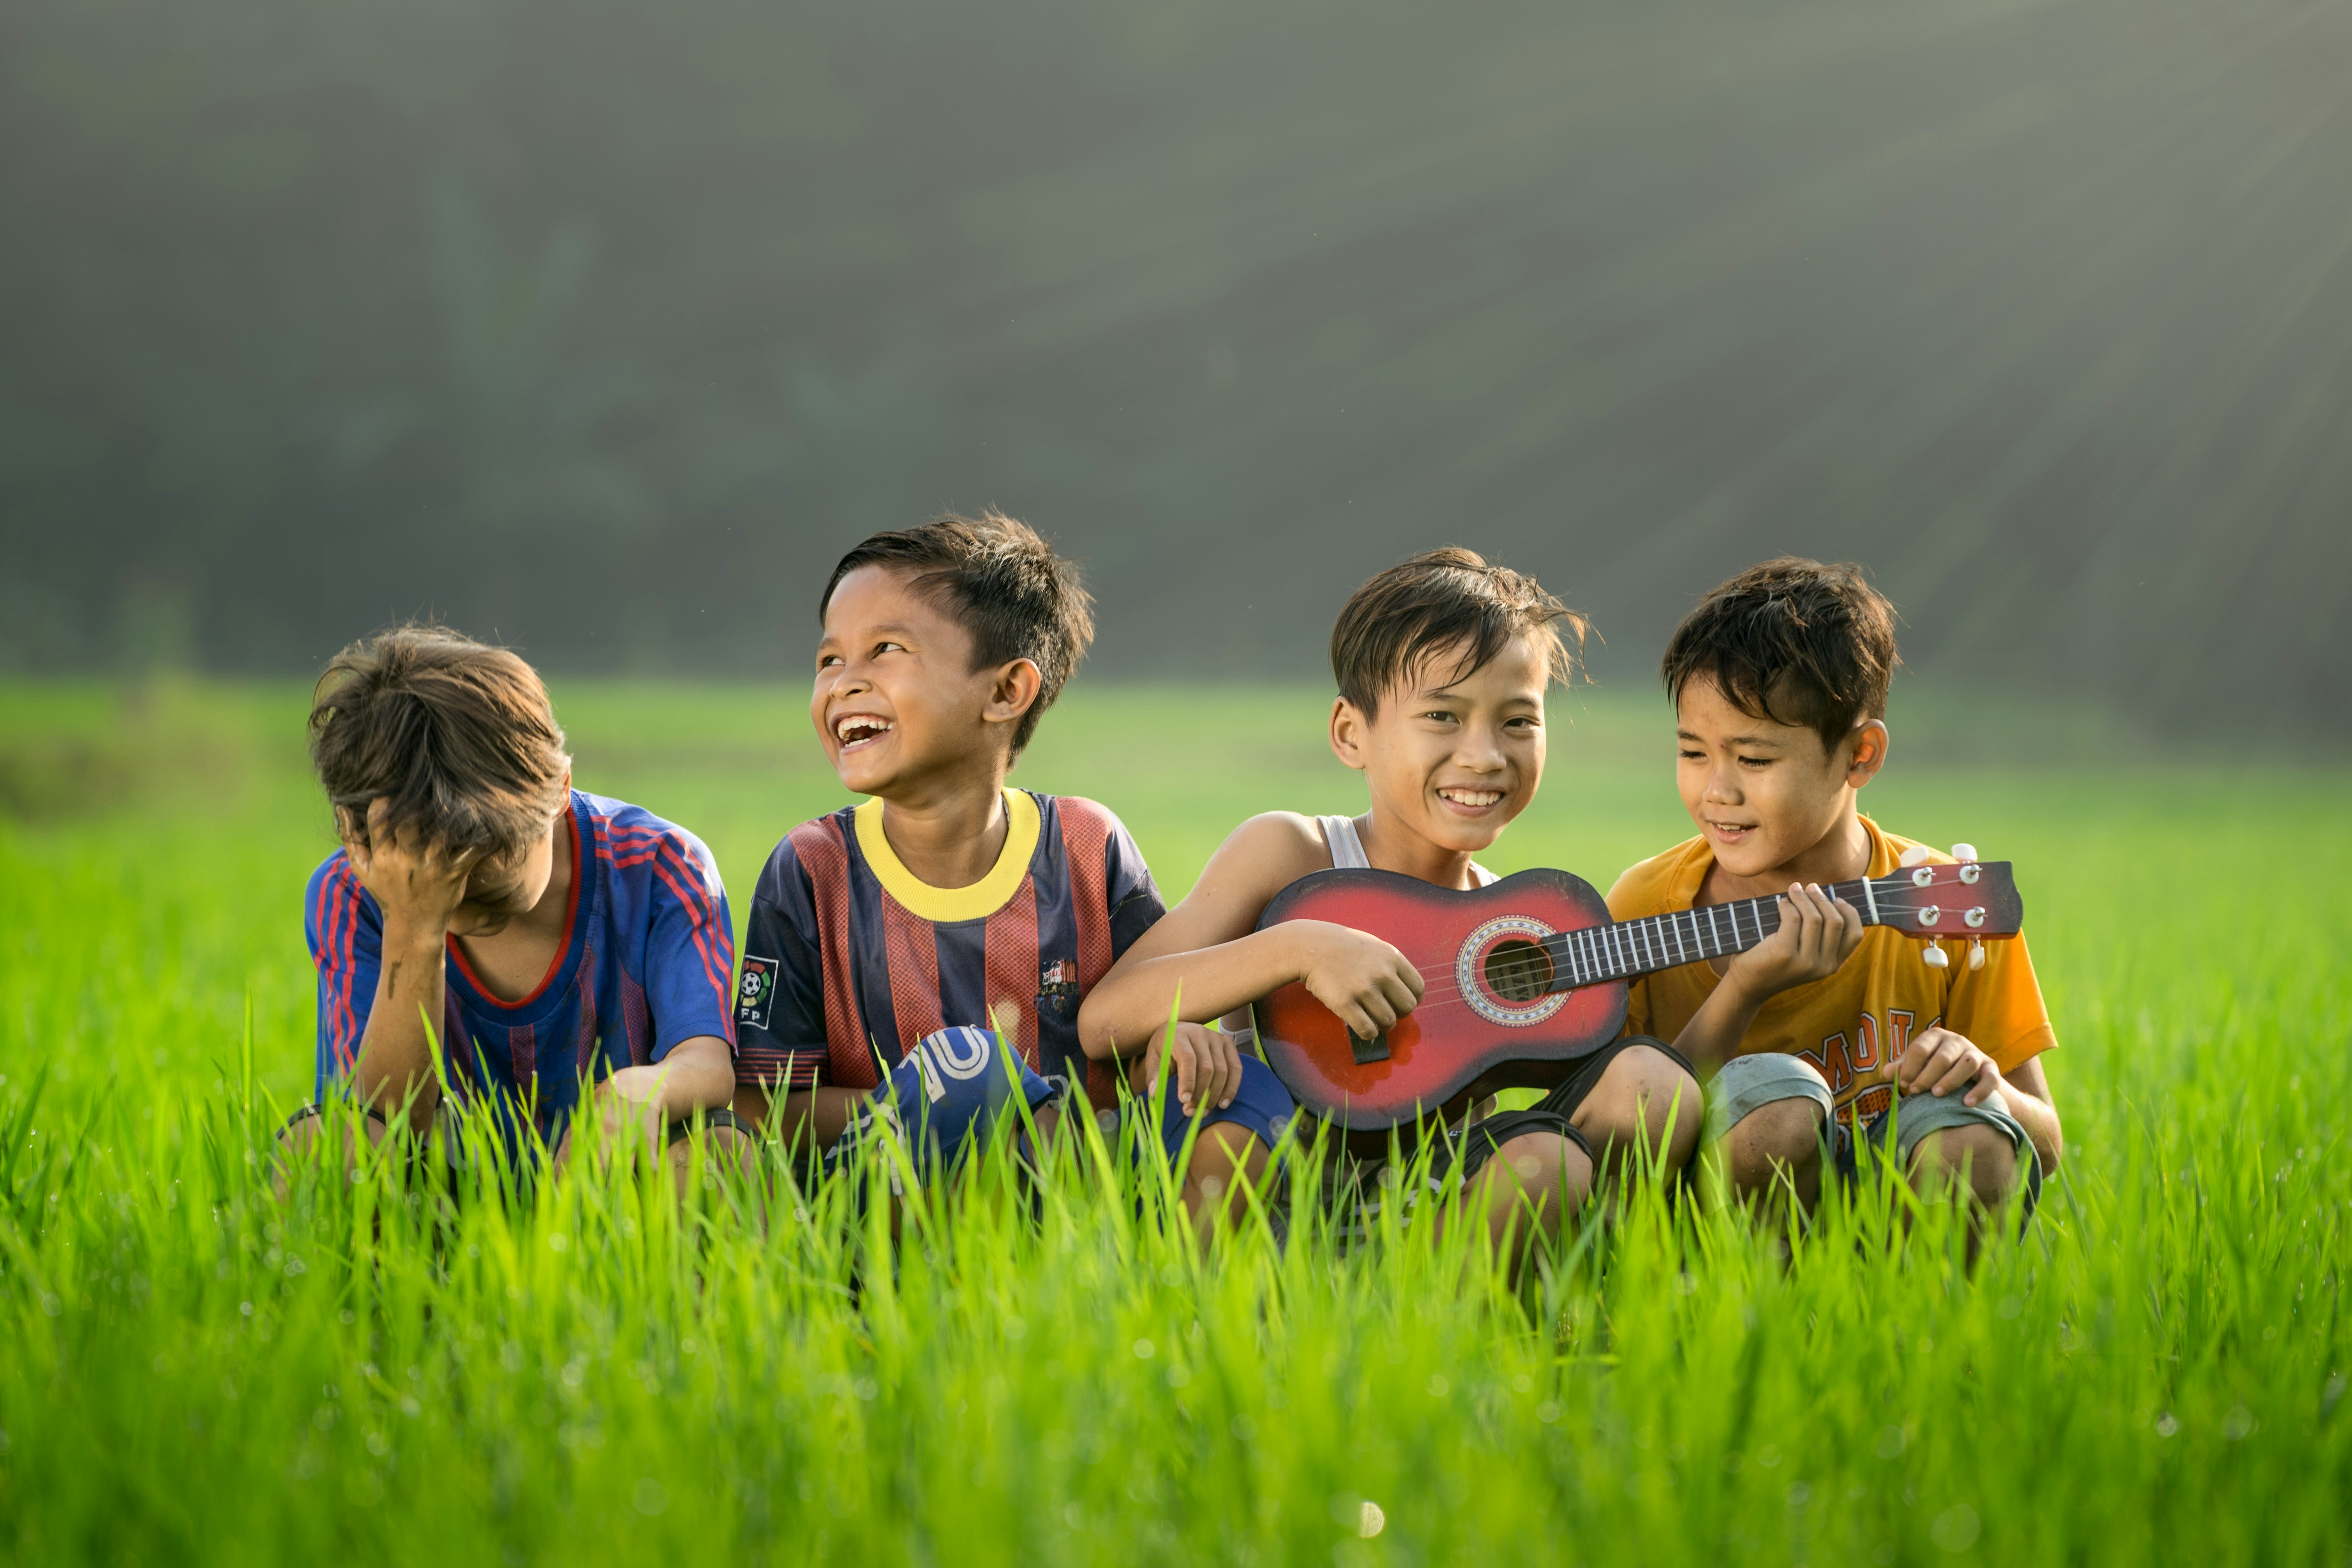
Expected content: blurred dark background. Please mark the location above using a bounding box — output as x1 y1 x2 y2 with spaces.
3 0 2347 732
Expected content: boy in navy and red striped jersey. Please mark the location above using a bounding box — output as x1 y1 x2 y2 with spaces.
732 511 1290 1231
287 627 744 1187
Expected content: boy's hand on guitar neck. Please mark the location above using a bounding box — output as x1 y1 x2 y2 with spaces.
1286 920 1425 1042
1673 883 1862 1076
1716 882 1865 1006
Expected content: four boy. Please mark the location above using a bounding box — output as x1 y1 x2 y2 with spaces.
292 525 2062 1250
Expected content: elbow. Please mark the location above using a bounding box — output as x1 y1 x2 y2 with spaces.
1073 999 1122 1061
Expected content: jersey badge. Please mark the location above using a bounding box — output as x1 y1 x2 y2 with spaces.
736 955 779 1030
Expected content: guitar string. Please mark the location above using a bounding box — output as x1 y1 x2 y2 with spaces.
1367 879 2002 986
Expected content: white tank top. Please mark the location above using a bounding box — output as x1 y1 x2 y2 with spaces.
1316 814 1499 886
1220 817 1497 1042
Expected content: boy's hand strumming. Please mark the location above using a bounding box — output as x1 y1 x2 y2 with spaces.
1882 1025 2004 1106
1291 921 1426 1042
345 798 479 939
1720 883 1863 1005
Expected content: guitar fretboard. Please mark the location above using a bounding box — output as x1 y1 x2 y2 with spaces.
1539 872 1909 991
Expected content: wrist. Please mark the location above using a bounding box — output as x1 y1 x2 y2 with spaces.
379 912 453 958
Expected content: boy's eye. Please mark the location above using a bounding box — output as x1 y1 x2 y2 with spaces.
1739 755 1772 768
1421 710 1458 724
875 641 906 655
818 654 843 669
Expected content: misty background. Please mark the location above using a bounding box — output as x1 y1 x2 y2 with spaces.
3 0 2347 734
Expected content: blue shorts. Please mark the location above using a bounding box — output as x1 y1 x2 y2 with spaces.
1091 1052 1295 1167
1704 1051 2042 1216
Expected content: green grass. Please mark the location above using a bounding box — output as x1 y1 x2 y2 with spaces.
0 679 2347 1566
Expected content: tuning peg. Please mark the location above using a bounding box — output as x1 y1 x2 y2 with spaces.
1968 939 1986 972
1950 842 1978 862
1899 844 1933 868
1922 938 1949 970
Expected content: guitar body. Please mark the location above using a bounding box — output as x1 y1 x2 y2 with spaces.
1251 868 1629 1128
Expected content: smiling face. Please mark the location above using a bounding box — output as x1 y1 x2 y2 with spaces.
1332 634 1549 857
1674 675 1886 883
811 566 1041 801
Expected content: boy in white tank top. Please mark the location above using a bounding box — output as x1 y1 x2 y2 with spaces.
1081 550 1702 1275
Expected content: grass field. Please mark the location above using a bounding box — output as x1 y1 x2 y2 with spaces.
1 679 2347 1566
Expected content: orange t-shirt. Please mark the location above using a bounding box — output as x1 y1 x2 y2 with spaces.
1607 817 2056 1125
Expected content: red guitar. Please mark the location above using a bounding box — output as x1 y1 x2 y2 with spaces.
1249 854 2024 1127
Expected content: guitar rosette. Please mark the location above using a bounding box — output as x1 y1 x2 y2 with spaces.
1458 915 1571 1027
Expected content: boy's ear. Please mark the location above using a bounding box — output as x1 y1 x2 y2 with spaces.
981 659 1045 730
1843 718 1890 788
1328 697 1372 773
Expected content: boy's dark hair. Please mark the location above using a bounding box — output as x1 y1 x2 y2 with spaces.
819 509 1094 755
1330 548 1586 716
1661 557 1901 749
309 625 571 856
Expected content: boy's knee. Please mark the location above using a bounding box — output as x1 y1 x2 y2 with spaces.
1491 1130 1591 1212
1723 1096 1825 1184
1581 1046 1702 1154
1187 1121 1267 1198
1912 1123 2018 1207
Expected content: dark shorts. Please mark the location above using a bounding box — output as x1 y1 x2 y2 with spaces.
1528 1034 1697 1130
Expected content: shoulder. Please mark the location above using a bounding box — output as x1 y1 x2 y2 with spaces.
742 804 860 899
1864 818 1952 871
1605 835 1708 917
304 850 378 954
1038 793 1142 856
579 791 723 898
1195 812 1332 899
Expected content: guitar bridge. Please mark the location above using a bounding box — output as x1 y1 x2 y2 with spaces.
1351 1029 1391 1065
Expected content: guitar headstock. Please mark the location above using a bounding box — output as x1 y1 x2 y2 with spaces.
1874 844 2023 963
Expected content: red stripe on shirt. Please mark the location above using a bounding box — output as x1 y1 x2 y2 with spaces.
879 899 946 1073
1056 798 1117 990
983 877 1042 1070
788 817 871 1090
648 839 733 1024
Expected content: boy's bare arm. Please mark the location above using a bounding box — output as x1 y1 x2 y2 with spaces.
1076 813 1423 1057
563 1036 738 1150
344 801 479 1133
732 1082 873 1150
1669 883 1863 1075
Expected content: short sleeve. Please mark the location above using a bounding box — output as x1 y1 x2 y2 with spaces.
304 853 383 1104
1944 931 2057 1074
640 829 739 1060
1102 812 1167 960
733 840 835 1091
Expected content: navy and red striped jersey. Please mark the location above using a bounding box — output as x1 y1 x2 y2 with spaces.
304 789 737 1146
732 789 1164 1107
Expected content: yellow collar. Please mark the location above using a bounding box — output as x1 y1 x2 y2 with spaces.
852 788 1041 923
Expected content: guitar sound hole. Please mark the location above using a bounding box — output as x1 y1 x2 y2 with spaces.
1482 938 1553 1004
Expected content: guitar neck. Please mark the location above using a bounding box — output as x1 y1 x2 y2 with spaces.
1541 871 1921 992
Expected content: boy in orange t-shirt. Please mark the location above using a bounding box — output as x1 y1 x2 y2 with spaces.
1611 559 2062 1216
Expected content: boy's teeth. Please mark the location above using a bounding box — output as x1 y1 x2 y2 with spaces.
836 716 894 744
1441 788 1503 806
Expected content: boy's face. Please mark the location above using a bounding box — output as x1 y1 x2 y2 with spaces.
1674 675 1885 877
452 828 557 935
1331 634 1549 854
812 566 1041 799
